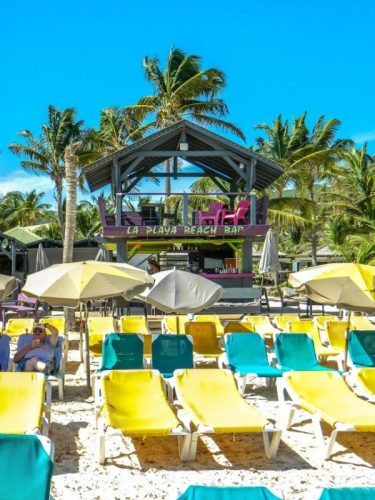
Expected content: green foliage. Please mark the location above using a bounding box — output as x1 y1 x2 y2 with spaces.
0 190 51 229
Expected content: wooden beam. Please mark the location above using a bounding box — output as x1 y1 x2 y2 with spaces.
173 156 178 179
123 175 143 193
224 156 247 181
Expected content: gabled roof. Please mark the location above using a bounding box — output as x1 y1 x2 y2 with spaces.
83 120 284 192
4 226 44 246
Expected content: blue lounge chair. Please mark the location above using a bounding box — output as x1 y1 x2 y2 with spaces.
348 331 375 367
151 334 193 378
224 333 285 394
178 485 282 500
100 333 144 371
275 333 336 372
0 334 10 371
319 487 375 499
0 434 54 500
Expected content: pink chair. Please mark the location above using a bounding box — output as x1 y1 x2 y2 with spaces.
197 202 225 225
222 199 250 225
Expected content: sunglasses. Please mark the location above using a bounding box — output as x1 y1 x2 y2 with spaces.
34 329 45 333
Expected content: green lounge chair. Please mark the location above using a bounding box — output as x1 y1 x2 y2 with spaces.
348 331 375 367
0 434 53 500
319 487 375 499
151 334 194 378
100 333 144 371
178 485 282 500
223 333 285 394
275 333 336 372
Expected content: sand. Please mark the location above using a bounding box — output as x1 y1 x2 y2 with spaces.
49 334 375 500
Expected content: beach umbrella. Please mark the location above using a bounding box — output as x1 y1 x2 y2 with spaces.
138 269 223 332
0 274 17 301
259 229 281 285
23 261 154 386
289 263 375 368
35 243 50 272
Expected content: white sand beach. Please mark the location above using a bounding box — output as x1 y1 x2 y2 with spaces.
49 334 375 500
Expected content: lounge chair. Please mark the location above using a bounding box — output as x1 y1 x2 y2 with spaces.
174 369 282 460
193 315 224 335
274 333 336 372
16 333 66 401
286 320 342 362
162 315 189 334
87 316 117 357
96 370 191 463
273 315 300 331
151 334 194 378
0 434 54 500
120 315 151 355
224 321 254 333
281 370 375 459
242 315 280 336
319 487 375 500
350 316 375 331
40 316 65 335
325 320 347 354
348 331 375 368
314 315 339 330
3 318 35 337
0 372 49 435
178 485 282 500
222 199 250 225
0 334 10 371
352 367 375 401
223 333 285 394
184 322 222 359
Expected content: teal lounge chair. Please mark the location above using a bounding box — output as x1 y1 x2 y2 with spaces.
348 331 375 367
178 485 282 500
319 487 375 499
151 334 193 378
275 333 336 372
100 333 144 371
224 333 285 394
0 434 54 500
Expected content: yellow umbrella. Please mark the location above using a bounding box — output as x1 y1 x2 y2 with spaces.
289 263 375 313
0 274 17 301
23 260 154 307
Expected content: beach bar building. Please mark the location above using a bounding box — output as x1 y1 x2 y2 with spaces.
84 120 284 292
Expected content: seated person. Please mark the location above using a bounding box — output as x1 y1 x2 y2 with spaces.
13 322 58 373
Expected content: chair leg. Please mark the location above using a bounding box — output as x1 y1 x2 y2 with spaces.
58 379 64 400
98 421 106 464
263 430 282 458
178 434 195 462
325 430 339 460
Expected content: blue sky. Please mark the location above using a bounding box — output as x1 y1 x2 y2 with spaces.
1 0 374 206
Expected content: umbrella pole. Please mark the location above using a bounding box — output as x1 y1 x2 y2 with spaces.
79 304 84 363
176 314 179 334
84 303 91 388
344 311 351 371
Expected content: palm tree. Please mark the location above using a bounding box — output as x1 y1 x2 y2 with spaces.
0 190 51 228
126 48 245 197
98 107 143 153
75 199 102 239
9 105 83 238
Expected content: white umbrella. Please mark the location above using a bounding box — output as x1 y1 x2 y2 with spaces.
35 243 50 272
259 229 281 285
139 269 223 331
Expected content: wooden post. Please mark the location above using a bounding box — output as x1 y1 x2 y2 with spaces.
242 237 253 274
115 193 122 226
250 191 257 225
116 239 127 263
183 193 189 225
11 240 16 276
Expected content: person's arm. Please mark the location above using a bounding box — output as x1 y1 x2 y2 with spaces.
45 323 59 347
13 339 40 363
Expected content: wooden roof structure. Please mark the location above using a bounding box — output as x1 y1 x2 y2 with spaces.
83 120 284 193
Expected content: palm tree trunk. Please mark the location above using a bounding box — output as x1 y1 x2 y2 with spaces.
56 178 65 240
63 144 77 332
164 159 171 225
309 183 318 266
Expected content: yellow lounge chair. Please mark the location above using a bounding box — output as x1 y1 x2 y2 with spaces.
120 316 151 356
87 316 117 356
325 320 347 353
351 316 375 331
242 315 280 336
162 315 189 334
280 371 375 459
224 321 254 333
314 315 338 330
0 372 49 435
174 369 281 460
273 315 300 331
286 320 342 362
185 322 222 359
353 368 375 401
96 370 191 463
40 316 65 335
3 318 35 337
193 315 224 336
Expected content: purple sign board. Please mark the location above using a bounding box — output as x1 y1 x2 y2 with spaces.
103 224 269 239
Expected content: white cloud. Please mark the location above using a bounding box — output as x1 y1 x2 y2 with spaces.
351 130 375 144
0 170 54 196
